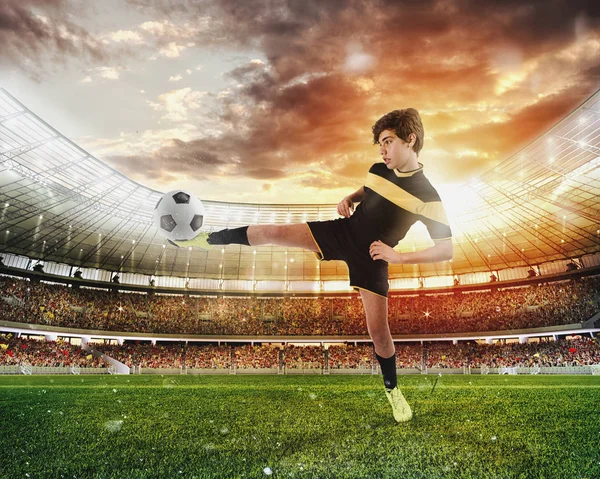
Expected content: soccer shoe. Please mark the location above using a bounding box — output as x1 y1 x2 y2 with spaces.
385 387 413 423
168 232 213 250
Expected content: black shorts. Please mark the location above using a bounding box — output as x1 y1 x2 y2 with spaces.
306 219 389 298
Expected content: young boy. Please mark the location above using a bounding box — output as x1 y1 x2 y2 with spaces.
176 109 453 422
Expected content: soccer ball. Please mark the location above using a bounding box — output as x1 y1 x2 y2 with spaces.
153 190 205 241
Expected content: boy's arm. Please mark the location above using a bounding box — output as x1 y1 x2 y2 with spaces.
346 186 366 203
338 186 366 218
369 238 453 264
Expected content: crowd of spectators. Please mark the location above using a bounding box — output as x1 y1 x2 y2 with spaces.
388 278 599 334
467 337 600 369
1 275 598 336
284 345 324 369
394 343 424 369
424 337 600 369
234 344 279 369
92 342 185 369
1 333 599 371
328 344 373 369
0 333 104 368
186 344 231 369
92 342 232 369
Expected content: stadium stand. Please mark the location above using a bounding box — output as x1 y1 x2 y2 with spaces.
1 275 598 336
2 333 598 373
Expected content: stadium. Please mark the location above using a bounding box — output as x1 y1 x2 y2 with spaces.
1 1 600 476
1 86 599 364
1 86 600 477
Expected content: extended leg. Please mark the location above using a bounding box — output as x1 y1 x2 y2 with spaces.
210 224 320 252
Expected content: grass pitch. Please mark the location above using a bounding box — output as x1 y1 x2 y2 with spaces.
0 374 599 478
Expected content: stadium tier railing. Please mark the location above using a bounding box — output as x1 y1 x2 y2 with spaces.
140 368 183 375
234 367 280 375
329 366 381 375
186 368 231 375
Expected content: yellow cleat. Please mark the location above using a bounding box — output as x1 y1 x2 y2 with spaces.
168 232 213 250
385 387 413 423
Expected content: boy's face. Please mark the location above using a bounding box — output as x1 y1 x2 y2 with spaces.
377 129 415 171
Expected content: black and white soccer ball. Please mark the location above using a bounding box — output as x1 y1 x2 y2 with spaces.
153 190 205 241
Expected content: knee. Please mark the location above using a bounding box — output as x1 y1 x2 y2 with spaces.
369 329 392 348
270 225 286 243
271 225 285 242
253 225 280 244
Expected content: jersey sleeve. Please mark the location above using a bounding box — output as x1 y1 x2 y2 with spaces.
418 201 452 240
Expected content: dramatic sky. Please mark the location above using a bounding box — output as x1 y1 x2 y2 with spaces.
1 0 599 204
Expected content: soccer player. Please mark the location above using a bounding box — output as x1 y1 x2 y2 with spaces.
176 109 453 422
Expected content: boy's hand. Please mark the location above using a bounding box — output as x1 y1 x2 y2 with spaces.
337 197 354 218
369 240 400 263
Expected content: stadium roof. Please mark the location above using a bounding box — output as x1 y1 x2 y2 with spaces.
0 88 599 282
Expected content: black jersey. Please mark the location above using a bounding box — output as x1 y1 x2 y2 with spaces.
348 162 452 246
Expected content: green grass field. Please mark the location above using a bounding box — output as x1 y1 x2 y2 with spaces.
1 374 599 479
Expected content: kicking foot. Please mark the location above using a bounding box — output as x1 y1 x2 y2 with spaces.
205 229 228 245
168 232 213 250
385 387 413 423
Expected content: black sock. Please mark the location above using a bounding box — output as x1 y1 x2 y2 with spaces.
208 226 250 246
375 352 397 390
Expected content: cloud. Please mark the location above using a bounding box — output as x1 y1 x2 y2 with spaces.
432 84 592 181
168 74 183 82
108 29 144 44
138 19 205 40
343 41 376 74
97 66 121 80
147 88 209 122
159 42 188 58
245 168 287 180
105 68 377 188
0 0 106 78
130 19 208 62
139 20 168 35
106 138 229 183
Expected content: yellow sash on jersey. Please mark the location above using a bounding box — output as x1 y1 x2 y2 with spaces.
365 173 450 227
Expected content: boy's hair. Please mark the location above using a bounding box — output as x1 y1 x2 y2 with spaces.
372 108 424 155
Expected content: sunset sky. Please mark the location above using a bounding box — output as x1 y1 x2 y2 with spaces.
1 0 598 205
